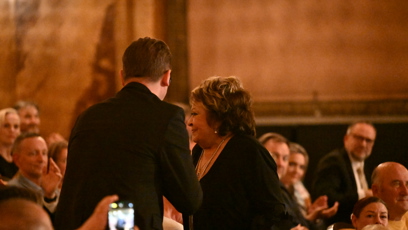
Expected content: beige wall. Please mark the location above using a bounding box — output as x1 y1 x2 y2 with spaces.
188 0 408 118
0 0 166 138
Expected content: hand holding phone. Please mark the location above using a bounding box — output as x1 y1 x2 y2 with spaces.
108 200 134 230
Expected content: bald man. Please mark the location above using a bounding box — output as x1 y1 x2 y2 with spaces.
371 162 408 230
0 186 122 230
0 198 53 230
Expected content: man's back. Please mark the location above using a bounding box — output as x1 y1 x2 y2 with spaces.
55 82 201 230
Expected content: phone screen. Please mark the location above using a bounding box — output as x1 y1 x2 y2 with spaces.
108 201 134 230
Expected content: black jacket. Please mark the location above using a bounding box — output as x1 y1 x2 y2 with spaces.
312 148 367 225
54 82 202 230
184 134 287 230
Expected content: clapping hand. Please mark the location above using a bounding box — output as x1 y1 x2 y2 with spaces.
306 195 338 221
41 158 62 199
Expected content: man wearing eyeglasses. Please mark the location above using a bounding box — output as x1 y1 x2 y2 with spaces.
311 121 376 228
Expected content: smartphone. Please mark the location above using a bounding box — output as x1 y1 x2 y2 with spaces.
108 200 134 230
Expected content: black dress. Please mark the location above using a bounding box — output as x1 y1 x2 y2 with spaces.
185 134 286 230
0 156 18 180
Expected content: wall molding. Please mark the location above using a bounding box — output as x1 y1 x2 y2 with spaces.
253 99 408 125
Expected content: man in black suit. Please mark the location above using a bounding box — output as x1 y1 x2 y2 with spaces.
312 121 376 226
54 37 202 230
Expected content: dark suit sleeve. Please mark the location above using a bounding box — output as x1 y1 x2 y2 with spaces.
243 142 288 229
159 108 202 214
313 154 357 202
312 151 358 222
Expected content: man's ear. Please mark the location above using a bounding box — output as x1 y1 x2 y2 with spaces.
344 134 349 143
371 184 379 196
351 213 357 228
160 70 172 87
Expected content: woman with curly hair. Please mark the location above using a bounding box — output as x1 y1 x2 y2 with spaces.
184 76 286 230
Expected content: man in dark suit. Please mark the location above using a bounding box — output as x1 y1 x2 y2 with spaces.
312 121 376 226
54 37 202 230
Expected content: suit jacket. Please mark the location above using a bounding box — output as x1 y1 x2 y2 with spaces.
279 182 312 229
184 134 287 230
54 82 202 230
311 148 368 226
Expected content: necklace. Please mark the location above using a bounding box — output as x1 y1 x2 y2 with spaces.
195 137 227 180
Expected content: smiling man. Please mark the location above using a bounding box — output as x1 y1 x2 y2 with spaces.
312 121 376 227
13 101 41 134
8 133 62 215
372 162 408 230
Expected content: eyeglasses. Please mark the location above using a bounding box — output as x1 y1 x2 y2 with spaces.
350 133 375 144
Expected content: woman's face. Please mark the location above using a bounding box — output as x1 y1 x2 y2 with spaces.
188 101 217 148
55 147 68 176
0 113 20 145
281 152 306 186
352 202 388 230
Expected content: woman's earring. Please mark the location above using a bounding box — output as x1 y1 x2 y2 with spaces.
214 130 218 134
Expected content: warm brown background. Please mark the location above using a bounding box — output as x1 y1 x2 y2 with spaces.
1 0 407 139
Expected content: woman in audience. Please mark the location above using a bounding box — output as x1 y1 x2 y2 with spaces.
184 76 286 230
280 142 338 227
351 196 389 230
48 140 68 177
48 140 68 189
0 108 20 180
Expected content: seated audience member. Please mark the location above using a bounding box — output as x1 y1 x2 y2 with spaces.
312 121 376 226
281 142 338 229
282 142 311 215
0 198 53 230
0 185 41 203
46 132 67 146
259 132 309 230
7 132 62 215
0 186 124 230
259 133 338 230
350 196 389 230
371 162 408 230
13 100 66 146
48 140 68 188
13 101 41 134
0 108 21 180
